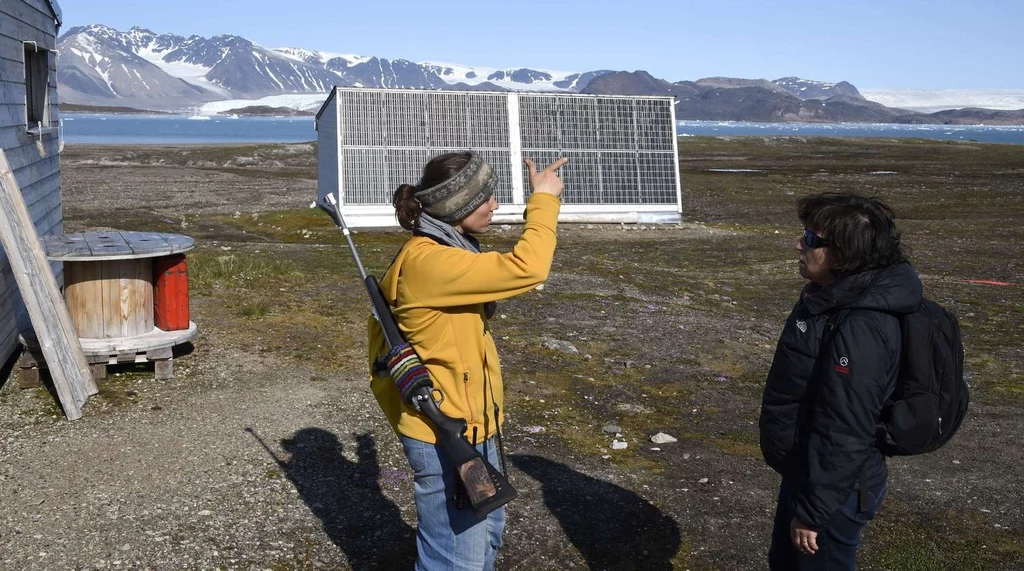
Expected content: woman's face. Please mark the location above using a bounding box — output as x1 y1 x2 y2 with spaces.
455 195 499 234
797 228 833 285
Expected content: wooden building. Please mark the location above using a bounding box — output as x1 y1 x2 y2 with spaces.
0 0 63 367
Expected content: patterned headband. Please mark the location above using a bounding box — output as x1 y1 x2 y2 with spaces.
414 152 495 224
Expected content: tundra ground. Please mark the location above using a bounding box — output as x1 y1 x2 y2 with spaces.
1 137 1021 570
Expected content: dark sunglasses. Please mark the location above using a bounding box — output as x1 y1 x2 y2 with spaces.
803 229 829 249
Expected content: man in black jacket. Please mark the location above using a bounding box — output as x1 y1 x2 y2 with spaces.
759 193 922 570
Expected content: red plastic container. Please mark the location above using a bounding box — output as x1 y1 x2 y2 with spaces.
153 254 190 331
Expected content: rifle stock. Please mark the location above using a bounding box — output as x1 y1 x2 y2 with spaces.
318 194 516 519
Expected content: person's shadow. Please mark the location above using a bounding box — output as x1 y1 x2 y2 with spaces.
510 454 681 571
253 428 416 570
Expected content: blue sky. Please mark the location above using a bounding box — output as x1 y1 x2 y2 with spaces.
60 0 1022 90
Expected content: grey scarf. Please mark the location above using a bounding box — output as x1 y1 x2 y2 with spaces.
415 211 480 253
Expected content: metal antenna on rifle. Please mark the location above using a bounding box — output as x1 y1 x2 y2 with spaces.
322 192 370 282
319 192 394 341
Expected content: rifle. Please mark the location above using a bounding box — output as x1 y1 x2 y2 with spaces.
318 193 516 519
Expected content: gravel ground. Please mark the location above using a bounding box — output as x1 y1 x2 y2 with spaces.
1 140 1021 570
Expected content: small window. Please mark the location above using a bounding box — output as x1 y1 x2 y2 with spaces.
24 43 51 128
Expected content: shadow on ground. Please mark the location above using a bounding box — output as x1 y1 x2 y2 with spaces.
250 427 416 570
511 454 682 570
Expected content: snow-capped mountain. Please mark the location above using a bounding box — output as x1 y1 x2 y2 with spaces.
60 26 213 105
57 25 614 111
56 24 1022 123
60 25 352 107
419 61 613 92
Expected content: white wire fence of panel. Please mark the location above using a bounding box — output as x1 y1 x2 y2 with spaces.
333 88 677 210
517 94 677 206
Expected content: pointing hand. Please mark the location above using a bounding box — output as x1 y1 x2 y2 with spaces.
525 157 568 198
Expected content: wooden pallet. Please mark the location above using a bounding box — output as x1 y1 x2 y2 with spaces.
18 345 176 387
18 322 196 387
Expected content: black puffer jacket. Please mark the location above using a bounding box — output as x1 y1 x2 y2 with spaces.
759 262 922 529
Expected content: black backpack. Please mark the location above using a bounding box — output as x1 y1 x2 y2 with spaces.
875 299 969 456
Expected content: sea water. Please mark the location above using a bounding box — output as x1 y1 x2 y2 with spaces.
62 113 316 145
60 113 1024 146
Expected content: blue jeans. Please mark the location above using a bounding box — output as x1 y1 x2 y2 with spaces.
769 479 887 571
401 436 506 571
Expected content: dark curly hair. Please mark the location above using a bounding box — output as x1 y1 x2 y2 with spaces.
798 192 907 277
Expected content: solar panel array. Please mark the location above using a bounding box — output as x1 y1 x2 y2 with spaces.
329 88 678 208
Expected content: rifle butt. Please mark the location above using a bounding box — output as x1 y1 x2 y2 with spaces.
415 391 518 518
456 456 518 519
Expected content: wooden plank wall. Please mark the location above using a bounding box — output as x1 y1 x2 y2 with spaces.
0 0 62 366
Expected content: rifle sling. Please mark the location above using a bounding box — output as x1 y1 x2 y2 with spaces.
483 351 509 476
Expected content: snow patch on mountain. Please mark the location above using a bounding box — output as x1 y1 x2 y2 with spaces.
314 51 372 67
272 47 321 63
862 89 1024 112
136 45 231 96
419 60 578 91
272 47 372 69
64 35 116 92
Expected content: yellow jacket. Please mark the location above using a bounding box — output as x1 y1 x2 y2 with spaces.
369 192 561 443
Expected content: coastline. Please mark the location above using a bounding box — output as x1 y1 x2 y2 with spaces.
58 112 1024 146
59 102 1024 126
60 104 315 118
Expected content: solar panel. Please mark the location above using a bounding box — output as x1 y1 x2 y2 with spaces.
316 87 681 225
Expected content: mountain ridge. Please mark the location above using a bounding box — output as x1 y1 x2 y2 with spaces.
56 25 1024 125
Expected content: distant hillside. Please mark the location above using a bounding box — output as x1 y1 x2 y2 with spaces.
695 77 787 93
447 81 508 92
895 108 1024 126
583 71 1024 125
773 77 863 100
60 103 170 114
217 105 315 117
582 72 893 122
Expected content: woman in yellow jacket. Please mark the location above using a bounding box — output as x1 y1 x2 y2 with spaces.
369 151 566 570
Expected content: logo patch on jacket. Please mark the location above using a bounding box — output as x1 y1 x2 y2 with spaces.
835 356 850 374
796 320 807 333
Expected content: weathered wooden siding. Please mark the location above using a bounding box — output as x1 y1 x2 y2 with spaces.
0 0 62 365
